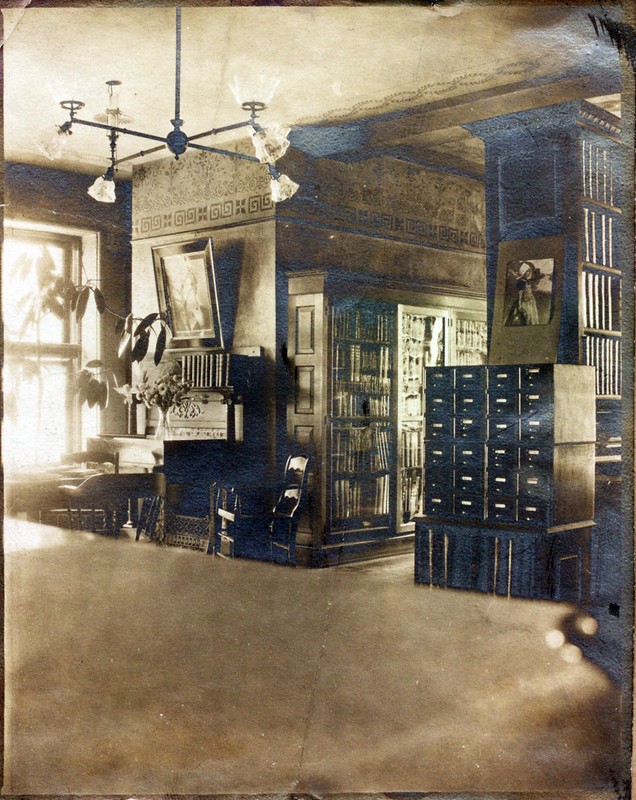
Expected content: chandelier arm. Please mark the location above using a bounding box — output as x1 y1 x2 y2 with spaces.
186 141 261 163
115 144 168 166
188 119 255 142
70 117 170 146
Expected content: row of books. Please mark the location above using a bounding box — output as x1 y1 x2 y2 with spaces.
401 472 422 520
581 139 616 206
581 270 621 331
179 352 231 388
332 425 391 473
332 307 392 343
401 352 424 383
333 344 392 381
332 474 390 520
332 390 391 418
453 349 488 367
583 334 622 397
453 319 488 356
582 207 616 268
401 426 422 469
402 312 446 345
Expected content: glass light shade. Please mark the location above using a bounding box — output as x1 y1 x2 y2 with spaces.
34 125 68 160
250 124 291 165
230 73 280 106
270 173 299 203
87 175 116 203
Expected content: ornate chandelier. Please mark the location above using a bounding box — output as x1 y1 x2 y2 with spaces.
37 7 299 204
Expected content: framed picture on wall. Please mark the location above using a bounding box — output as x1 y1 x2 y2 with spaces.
489 235 565 364
152 238 223 349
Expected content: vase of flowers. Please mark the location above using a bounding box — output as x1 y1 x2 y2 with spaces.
135 367 192 440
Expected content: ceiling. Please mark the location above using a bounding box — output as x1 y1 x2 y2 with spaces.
3 3 622 179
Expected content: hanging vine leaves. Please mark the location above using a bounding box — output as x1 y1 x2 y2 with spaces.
133 312 159 337
85 359 103 369
130 331 150 362
118 331 132 359
114 317 126 335
93 287 106 314
75 285 91 321
154 325 167 365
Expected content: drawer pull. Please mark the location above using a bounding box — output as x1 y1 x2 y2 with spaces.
529 394 540 400
495 503 506 509
525 506 537 512
527 478 539 485
495 477 506 483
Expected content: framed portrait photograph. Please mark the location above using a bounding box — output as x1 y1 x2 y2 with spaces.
489 235 565 364
152 238 223 349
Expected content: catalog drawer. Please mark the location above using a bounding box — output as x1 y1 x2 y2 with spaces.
487 496 518 523
521 365 552 390
455 469 484 494
487 468 518 496
517 500 550 525
456 414 487 440
518 471 551 499
424 491 453 516
488 366 519 394
425 442 454 468
487 443 519 469
425 368 454 393
488 416 520 441
424 466 454 492
521 414 553 441
455 444 485 469
453 492 485 519
455 367 487 392
489 393 520 415
426 415 454 439
519 446 552 470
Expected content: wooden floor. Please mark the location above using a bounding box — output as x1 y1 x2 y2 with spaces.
3 516 628 796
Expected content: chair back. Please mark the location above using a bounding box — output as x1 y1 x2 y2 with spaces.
61 450 120 474
282 455 309 488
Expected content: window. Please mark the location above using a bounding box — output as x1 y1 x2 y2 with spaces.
3 227 97 469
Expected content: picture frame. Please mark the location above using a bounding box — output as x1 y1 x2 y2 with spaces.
489 235 565 365
152 238 223 349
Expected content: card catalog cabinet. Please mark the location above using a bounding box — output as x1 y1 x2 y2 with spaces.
417 363 596 600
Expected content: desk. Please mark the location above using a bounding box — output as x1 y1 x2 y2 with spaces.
5 466 103 520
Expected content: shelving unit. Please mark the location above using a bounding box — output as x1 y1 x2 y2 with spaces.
286 272 487 566
580 132 622 401
328 303 394 538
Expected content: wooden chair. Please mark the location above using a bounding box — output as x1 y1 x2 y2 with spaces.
269 455 310 565
38 450 119 528
60 472 163 536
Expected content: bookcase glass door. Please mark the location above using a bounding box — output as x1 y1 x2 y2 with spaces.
329 302 394 535
398 307 446 526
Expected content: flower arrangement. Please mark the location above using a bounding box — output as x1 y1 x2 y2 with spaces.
135 367 192 413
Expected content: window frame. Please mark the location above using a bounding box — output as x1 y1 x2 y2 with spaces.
4 224 87 458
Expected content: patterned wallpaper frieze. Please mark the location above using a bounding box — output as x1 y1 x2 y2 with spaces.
283 154 486 254
132 149 274 239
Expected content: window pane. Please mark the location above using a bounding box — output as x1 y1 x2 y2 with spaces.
3 357 70 468
3 239 65 344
